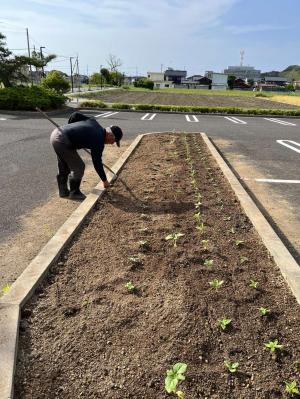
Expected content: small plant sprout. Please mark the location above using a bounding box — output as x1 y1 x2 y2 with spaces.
125 281 135 292
138 240 149 250
1 284 11 294
285 380 299 395
195 193 202 202
218 318 232 330
209 279 224 289
196 223 205 233
234 239 244 247
165 232 185 248
240 256 249 264
165 363 187 397
259 307 270 316
195 200 202 209
223 216 231 221
249 280 259 289
201 239 209 250
129 255 142 264
230 227 235 234
224 360 239 373
265 339 283 353
204 259 214 268
193 212 201 222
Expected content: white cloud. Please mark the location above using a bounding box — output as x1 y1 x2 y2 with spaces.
225 24 290 34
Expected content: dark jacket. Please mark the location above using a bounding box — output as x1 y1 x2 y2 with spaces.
62 112 107 182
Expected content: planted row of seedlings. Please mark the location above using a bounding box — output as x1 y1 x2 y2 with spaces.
15 134 300 398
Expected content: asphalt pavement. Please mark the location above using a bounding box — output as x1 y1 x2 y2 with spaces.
1 109 299 254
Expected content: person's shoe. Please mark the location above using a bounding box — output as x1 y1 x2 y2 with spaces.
56 174 70 198
69 177 86 201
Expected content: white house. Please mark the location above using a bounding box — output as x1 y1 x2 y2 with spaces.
147 71 174 88
205 71 228 90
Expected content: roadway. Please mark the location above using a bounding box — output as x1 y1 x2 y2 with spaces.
1 109 299 266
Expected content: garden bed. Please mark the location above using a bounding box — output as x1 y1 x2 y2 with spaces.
15 134 300 398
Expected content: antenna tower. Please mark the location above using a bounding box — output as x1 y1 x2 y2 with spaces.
240 49 245 66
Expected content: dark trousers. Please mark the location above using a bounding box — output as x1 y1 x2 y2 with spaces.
50 128 85 180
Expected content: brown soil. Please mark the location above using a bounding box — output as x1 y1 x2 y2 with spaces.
80 90 300 110
15 134 300 399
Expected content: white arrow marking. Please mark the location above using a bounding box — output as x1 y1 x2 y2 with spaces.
277 139 300 154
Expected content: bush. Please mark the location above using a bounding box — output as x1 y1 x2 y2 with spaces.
134 79 154 90
112 103 131 109
255 92 268 97
41 71 70 93
80 100 107 108
0 86 66 110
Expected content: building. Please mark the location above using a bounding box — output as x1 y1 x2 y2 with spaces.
180 75 211 89
224 66 261 82
146 71 174 88
205 71 228 90
164 68 187 85
262 77 288 86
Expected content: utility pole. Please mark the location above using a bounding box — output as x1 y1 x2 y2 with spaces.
76 55 81 92
40 46 45 78
26 28 33 85
100 64 103 89
69 57 74 92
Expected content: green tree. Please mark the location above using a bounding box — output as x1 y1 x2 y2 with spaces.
100 67 110 84
89 72 102 85
110 70 124 86
41 70 70 93
0 33 56 87
227 75 236 90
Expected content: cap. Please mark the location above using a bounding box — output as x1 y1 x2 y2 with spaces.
110 125 123 147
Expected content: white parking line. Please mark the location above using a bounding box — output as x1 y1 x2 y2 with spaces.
141 113 156 121
224 116 247 124
95 111 119 118
185 115 199 123
277 139 300 154
255 179 300 184
0 118 7 121
265 118 296 126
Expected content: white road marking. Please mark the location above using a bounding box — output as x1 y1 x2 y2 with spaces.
255 179 300 184
141 113 156 120
0 118 7 121
265 118 296 126
277 139 300 154
224 116 247 124
95 111 119 118
185 115 199 122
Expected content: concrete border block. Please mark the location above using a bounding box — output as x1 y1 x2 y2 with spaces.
201 132 300 305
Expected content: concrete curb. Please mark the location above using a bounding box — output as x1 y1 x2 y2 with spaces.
0 134 143 399
201 132 300 305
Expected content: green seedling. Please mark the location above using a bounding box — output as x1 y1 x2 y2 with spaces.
193 212 201 222
195 201 202 209
195 193 202 202
224 360 239 373
230 227 235 234
81 298 90 307
129 255 142 264
218 318 232 330
140 213 148 220
234 239 244 247
209 279 224 289
125 281 135 292
139 227 149 233
165 232 185 248
201 239 209 250
223 216 231 221
240 256 249 264
138 240 149 250
165 363 187 396
285 380 299 395
204 259 214 268
259 307 270 316
196 223 205 233
249 280 259 289
265 339 283 353
1 284 11 294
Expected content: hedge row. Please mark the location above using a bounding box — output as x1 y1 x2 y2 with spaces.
80 100 300 116
0 86 66 110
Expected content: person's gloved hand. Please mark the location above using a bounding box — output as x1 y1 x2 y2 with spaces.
103 180 110 189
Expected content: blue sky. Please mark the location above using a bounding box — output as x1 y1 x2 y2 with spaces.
1 0 299 76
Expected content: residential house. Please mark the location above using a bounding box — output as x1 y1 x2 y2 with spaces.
147 72 174 88
164 68 187 85
181 75 211 89
205 71 228 90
